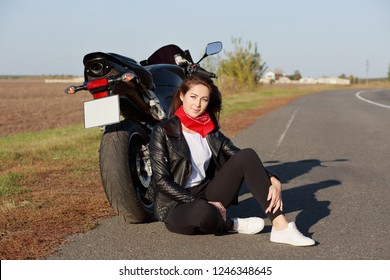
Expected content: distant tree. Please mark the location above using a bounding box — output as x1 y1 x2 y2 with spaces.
218 37 265 90
258 61 268 80
289 70 302 81
348 75 359 84
339 73 347 79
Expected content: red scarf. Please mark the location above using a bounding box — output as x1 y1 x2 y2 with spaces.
174 106 215 138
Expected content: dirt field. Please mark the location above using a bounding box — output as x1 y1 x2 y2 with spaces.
0 78 92 137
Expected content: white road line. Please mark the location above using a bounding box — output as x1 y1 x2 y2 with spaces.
355 90 390 109
270 107 299 157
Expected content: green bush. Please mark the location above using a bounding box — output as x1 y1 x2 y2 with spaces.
218 37 265 91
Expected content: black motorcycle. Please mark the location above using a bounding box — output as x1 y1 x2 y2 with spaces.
65 41 222 223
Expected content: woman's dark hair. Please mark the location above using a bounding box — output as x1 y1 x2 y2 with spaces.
168 75 222 126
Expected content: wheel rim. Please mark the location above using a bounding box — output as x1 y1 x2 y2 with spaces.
129 134 153 212
135 144 151 189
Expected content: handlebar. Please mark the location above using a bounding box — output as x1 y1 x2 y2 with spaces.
187 64 218 79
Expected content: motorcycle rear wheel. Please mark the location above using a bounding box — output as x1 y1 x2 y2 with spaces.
99 119 153 223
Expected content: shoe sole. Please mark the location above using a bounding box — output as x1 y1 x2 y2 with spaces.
270 237 315 246
238 220 265 234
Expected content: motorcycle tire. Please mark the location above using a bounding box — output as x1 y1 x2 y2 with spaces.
99 119 153 223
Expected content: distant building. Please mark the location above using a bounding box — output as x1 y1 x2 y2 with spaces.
259 71 350 85
299 77 316 84
44 77 84 83
259 71 276 84
277 76 292 84
316 77 350 85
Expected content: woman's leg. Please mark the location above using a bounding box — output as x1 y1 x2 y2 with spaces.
164 149 283 234
205 149 315 245
165 199 228 235
204 148 284 222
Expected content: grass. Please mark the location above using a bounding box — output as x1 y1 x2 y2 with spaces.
1 83 387 259
0 172 25 196
0 125 113 259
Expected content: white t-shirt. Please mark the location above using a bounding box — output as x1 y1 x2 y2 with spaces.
182 131 212 188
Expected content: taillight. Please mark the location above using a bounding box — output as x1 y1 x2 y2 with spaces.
85 79 109 99
92 91 109 99
85 79 108 90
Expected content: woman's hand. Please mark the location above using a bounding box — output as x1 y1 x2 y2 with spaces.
208 201 226 222
265 176 283 214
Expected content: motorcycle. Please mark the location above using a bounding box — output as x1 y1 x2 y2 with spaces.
65 41 222 223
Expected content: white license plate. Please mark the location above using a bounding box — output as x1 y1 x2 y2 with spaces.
83 95 120 128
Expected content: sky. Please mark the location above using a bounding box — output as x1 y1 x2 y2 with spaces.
0 0 389 78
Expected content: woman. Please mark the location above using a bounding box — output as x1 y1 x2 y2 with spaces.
148 75 315 246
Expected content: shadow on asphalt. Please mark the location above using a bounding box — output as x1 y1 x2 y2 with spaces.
229 159 348 237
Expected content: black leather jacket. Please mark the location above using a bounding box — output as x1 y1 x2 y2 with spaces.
147 116 274 222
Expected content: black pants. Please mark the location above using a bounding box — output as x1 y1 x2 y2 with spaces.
165 148 284 235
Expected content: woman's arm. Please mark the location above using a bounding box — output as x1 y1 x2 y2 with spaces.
216 130 241 156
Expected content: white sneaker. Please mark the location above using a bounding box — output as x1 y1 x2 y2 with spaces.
270 222 315 246
232 217 265 234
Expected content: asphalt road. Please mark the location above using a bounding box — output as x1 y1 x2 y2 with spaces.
49 89 390 260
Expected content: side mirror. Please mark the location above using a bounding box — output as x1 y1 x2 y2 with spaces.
205 41 223 56
196 41 223 64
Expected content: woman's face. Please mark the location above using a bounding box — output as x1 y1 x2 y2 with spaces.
180 84 210 118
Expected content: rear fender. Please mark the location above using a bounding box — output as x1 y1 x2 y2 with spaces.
83 52 154 90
